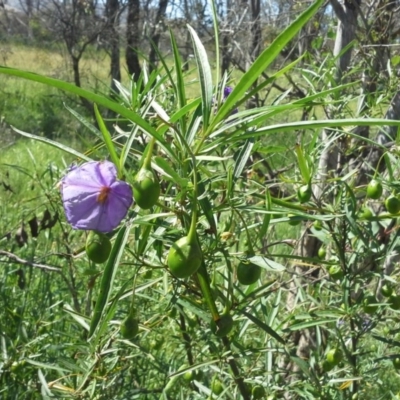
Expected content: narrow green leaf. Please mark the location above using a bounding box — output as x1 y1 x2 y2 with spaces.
63 304 90 331
88 224 131 340
197 173 217 234
209 0 324 131
241 310 285 344
233 138 255 179
187 25 213 130
12 127 92 161
65 105 102 139
247 255 285 272
227 119 400 142
288 318 337 331
25 359 69 373
0 67 173 156
209 0 220 91
169 30 187 111
93 104 120 174
153 156 189 187
259 190 272 240
295 143 311 183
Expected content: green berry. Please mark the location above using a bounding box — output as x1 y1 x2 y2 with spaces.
288 213 301 226
313 220 323 230
167 236 202 279
328 265 343 281
393 357 400 370
211 377 223 395
120 313 139 340
366 179 383 199
318 247 326 259
358 206 374 221
389 294 400 310
210 314 234 337
381 284 393 298
297 184 312 203
85 231 112 264
252 385 266 399
326 348 343 366
237 260 261 285
385 194 400 215
362 295 379 315
133 166 160 209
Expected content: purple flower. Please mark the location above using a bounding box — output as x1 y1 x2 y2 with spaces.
223 86 238 115
224 86 233 98
61 160 133 233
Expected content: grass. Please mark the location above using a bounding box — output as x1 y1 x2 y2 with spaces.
0 140 72 236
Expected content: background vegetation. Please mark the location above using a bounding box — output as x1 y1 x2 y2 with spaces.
2 0 400 399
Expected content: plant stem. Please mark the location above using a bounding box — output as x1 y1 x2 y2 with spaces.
143 136 156 169
222 336 251 400
196 262 219 320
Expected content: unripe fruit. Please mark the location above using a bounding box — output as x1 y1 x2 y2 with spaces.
168 307 177 318
237 260 261 285
183 369 202 382
85 231 112 264
389 294 400 310
297 184 312 203
362 295 379 315
120 313 139 340
288 213 301 226
322 359 334 372
252 385 266 399
150 337 164 350
366 179 383 199
326 348 343 365
144 269 153 279
381 284 393 298
393 357 400 370
211 377 223 395
328 265 343 281
183 370 194 382
313 220 323 230
167 236 202 279
383 326 391 335
133 166 160 209
358 206 373 221
318 247 326 259
210 314 234 337
385 194 400 215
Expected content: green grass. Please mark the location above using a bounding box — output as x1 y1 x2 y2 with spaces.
0 140 73 235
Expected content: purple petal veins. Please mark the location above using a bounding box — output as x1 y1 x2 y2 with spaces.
61 160 133 232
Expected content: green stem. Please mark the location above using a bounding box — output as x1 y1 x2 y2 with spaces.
234 208 254 254
221 337 251 400
169 125 199 244
129 268 139 315
196 262 219 320
187 169 198 244
143 137 156 170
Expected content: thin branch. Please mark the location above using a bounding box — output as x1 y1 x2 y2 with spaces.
0 250 61 272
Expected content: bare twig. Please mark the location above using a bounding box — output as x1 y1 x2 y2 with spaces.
0 250 61 272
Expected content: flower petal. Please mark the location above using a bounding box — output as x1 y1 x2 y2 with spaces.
96 161 118 186
61 160 133 232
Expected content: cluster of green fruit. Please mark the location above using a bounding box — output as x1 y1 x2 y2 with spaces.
360 284 400 315
366 179 400 214
83 159 203 281
322 348 343 372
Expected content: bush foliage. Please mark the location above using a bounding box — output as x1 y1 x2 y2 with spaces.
2 1 400 399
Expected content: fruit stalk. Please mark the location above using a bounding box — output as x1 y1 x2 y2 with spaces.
143 136 156 170
196 262 220 320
